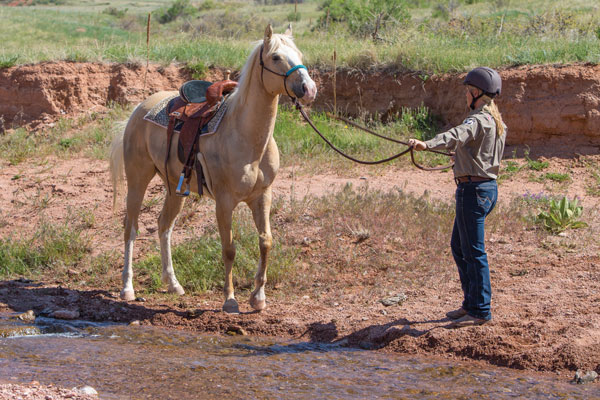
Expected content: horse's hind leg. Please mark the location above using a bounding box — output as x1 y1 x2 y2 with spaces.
247 188 273 311
158 191 186 295
121 164 156 301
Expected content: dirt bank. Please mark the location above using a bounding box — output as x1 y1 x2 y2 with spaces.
1 62 599 145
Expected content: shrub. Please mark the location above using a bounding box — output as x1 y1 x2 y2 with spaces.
536 196 587 234
155 0 197 24
103 7 127 18
185 61 207 80
319 0 411 38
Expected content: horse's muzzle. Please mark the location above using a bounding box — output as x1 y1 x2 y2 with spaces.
294 80 317 104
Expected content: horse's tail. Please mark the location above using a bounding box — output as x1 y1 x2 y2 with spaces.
109 120 128 211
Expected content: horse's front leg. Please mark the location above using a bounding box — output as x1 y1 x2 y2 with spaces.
247 187 273 311
158 191 186 295
216 198 239 313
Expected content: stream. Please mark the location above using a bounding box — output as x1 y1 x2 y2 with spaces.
0 313 598 399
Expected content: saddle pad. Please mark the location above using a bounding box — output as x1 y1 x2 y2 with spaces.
143 95 229 137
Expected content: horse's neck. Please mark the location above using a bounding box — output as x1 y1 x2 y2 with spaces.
232 67 279 150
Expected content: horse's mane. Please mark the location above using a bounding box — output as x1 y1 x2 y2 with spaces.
228 34 302 115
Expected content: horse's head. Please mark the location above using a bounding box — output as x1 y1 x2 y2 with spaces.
259 25 317 105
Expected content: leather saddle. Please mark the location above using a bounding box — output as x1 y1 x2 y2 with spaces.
165 79 237 196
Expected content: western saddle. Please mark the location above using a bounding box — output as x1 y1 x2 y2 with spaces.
165 79 237 196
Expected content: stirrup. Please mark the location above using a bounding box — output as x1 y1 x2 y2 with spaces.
175 173 190 197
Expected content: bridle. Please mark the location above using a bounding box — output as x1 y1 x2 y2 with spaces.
259 44 307 100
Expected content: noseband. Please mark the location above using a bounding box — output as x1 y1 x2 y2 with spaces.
259 45 307 100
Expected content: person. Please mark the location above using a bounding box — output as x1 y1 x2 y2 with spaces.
408 67 506 328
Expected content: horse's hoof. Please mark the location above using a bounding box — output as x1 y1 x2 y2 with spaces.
222 298 240 314
120 289 136 301
249 297 266 311
168 283 185 296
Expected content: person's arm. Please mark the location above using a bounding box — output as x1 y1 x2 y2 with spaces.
424 117 479 151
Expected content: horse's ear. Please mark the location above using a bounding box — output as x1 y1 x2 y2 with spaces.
264 24 273 44
284 23 293 37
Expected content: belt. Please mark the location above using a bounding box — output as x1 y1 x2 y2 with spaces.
454 176 494 185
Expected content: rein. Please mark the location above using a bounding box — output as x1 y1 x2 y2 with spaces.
259 43 453 170
292 100 455 170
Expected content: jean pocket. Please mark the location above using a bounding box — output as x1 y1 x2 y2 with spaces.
475 187 495 213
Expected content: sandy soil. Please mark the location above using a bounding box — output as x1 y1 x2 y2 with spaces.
0 148 598 385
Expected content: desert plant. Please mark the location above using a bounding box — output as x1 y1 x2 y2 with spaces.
535 196 587 234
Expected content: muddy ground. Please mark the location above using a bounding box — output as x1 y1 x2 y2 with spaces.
0 62 599 390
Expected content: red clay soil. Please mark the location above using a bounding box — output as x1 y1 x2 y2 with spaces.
0 62 599 384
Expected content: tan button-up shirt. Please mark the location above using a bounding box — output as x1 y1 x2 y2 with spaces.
424 107 506 179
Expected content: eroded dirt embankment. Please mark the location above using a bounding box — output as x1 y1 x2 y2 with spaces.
1 62 599 144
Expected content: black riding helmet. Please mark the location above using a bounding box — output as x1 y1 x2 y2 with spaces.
463 67 502 109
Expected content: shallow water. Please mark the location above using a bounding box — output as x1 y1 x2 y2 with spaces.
0 314 598 399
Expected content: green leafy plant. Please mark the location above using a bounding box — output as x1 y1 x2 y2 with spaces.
535 196 587 234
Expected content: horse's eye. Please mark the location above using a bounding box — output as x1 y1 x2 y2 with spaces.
272 55 281 62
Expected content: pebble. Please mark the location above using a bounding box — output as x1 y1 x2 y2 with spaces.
16 310 36 322
380 293 408 307
573 369 598 384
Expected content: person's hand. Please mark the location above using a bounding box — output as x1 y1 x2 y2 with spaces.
408 139 426 151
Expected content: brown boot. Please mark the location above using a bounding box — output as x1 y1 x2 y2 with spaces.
445 307 467 320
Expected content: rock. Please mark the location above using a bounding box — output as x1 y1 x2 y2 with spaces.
225 325 247 336
573 369 598 384
51 310 80 320
16 310 35 322
73 385 98 395
135 297 146 302
380 293 407 307
129 320 141 326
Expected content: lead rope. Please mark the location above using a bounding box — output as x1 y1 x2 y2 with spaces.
293 100 455 170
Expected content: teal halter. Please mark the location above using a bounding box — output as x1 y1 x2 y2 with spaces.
259 45 307 99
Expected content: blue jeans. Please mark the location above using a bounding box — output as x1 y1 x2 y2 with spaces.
450 180 497 320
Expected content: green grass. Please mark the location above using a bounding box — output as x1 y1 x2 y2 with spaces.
543 172 571 182
0 0 598 72
0 214 91 278
135 207 299 294
0 103 131 164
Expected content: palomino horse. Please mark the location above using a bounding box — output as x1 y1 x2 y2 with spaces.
109 25 317 313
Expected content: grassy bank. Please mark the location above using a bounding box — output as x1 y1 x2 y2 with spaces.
0 0 598 72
